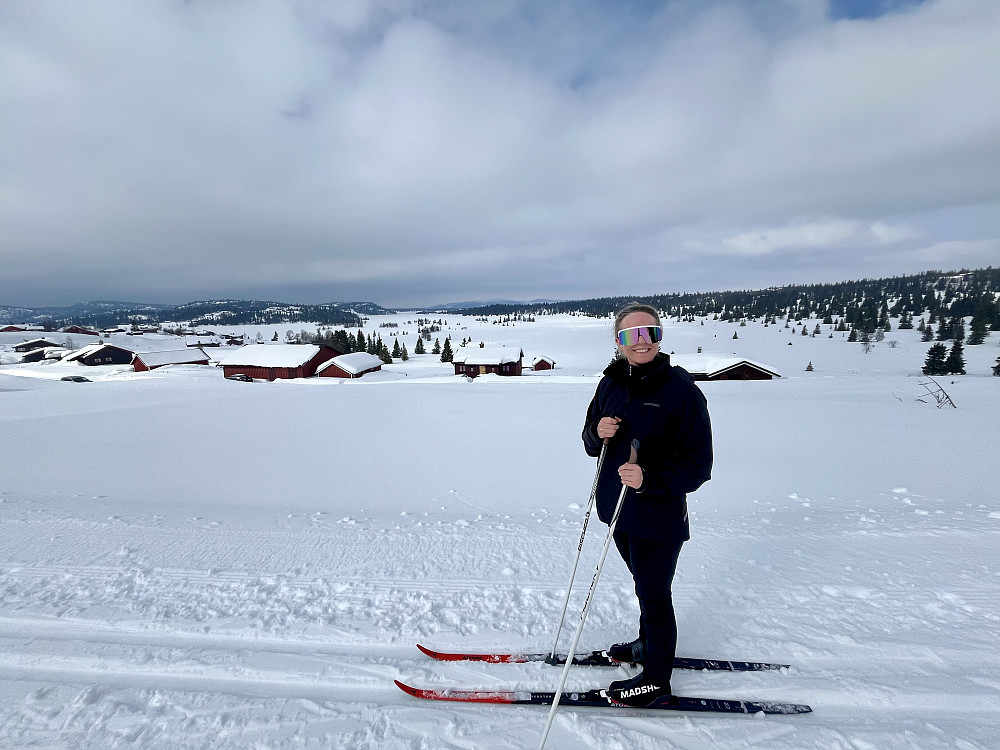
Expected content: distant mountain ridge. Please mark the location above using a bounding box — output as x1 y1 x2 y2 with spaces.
2 268 998 333
0 299 386 329
421 298 564 311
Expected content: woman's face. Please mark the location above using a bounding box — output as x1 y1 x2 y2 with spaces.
616 311 660 367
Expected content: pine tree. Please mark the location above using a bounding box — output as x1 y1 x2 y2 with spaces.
432 338 441 355
414 337 425 354
440 336 453 363
805 361 814 372
921 325 934 342
356 330 366 351
732 331 738 340
968 317 988 345
401 343 409 361
848 327 858 342
391 338 402 358
945 340 966 375
993 356 1000 377
378 342 392 364
922 343 948 375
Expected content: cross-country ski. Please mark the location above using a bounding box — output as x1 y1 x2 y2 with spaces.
394 680 812 715
416 643 790 671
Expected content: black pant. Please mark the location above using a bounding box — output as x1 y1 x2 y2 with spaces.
613 530 684 686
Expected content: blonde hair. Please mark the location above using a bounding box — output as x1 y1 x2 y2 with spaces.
614 302 661 333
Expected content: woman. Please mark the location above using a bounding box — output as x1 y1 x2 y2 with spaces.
582 302 713 706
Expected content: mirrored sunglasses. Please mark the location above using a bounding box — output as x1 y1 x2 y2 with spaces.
616 325 662 347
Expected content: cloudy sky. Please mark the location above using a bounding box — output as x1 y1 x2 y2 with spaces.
1 0 998 308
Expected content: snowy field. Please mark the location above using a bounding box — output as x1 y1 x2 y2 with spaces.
1 313 998 749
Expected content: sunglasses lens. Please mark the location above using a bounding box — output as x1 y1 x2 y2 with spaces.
617 326 662 346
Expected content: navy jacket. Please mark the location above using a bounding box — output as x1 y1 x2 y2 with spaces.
582 353 713 543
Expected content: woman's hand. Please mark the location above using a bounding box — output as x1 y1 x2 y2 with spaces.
618 463 644 489
596 416 621 440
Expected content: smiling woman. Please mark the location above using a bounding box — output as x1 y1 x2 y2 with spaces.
582 301 714 706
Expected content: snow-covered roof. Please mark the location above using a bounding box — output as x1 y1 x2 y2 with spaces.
317 352 384 375
61 343 134 362
218 344 323 368
671 354 780 377
14 338 61 349
532 356 555 365
452 346 522 365
134 349 209 367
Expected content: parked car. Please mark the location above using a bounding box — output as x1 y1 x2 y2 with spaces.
61 375 91 383
225 373 253 382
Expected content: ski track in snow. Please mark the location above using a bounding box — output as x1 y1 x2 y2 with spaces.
1 315 999 749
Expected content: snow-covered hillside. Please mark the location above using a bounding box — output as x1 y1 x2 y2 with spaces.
1 315 997 749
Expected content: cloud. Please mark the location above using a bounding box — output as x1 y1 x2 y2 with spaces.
0 0 998 306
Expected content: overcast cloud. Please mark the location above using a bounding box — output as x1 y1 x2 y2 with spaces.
1 0 998 307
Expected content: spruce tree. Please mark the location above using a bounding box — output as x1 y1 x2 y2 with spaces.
378 342 392 364
401 343 409 361
968 317 988 345
391 338 402 358
945 340 966 375
993 356 1000 377
414 337 425 355
921 325 934 342
922 343 948 375
440 336 453 363
432 338 441 355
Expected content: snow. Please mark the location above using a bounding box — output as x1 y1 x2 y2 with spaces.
318 352 384 376
217 344 323 368
134 349 209 368
0 314 998 749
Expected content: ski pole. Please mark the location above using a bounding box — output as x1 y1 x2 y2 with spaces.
546 437 609 665
538 440 639 750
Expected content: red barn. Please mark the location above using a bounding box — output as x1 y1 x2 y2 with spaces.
219 344 343 381
453 346 523 378
532 356 555 371
316 352 384 379
670 355 780 381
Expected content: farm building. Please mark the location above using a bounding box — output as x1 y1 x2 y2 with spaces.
13 338 62 353
133 348 210 372
316 352 384 379
531 356 555 371
61 343 136 367
670 354 780 381
453 346 523 378
60 326 100 336
19 346 68 363
218 344 343 381
1 325 44 333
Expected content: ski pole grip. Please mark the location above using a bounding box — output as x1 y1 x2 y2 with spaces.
628 439 639 464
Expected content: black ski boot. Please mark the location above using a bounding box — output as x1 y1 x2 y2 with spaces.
607 638 645 665
606 670 672 707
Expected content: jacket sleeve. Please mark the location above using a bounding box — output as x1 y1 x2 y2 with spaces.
582 382 606 457
638 385 713 497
